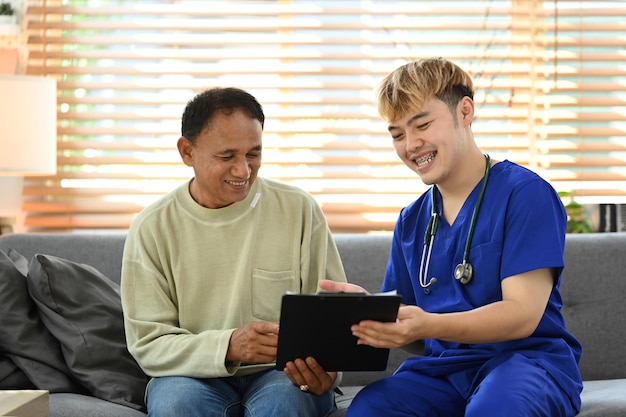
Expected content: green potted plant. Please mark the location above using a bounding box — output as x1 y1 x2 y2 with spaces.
558 191 593 233
0 2 16 25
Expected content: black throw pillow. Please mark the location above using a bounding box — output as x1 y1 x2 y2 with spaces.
0 353 35 390
0 250 84 393
26 253 149 411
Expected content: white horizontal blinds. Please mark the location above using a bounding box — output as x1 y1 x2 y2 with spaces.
22 1 626 233
537 1 626 202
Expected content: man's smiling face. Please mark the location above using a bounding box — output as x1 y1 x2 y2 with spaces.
388 98 467 186
178 108 262 209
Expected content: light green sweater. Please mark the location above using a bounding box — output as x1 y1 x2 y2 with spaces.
121 177 347 378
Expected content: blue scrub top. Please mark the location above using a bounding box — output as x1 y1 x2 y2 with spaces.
382 160 582 407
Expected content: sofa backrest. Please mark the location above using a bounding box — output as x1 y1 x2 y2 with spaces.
0 232 127 284
333 234 391 292
1 231 624 382
560 233 626 381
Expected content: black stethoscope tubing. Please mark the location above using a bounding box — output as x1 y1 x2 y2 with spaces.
419 154 491 294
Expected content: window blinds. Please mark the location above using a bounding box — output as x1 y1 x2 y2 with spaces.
22 0 626 233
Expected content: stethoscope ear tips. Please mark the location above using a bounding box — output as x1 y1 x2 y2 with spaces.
454 262 473 285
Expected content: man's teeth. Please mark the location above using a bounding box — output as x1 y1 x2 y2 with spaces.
415 154 435 166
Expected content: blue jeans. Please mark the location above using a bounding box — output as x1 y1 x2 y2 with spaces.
146 370 337 417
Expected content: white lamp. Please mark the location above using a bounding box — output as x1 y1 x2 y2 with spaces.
0 75 57 234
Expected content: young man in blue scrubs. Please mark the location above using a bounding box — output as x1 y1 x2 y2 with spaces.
320 58 583 416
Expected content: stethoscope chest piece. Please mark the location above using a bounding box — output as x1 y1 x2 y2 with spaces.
419 154 490 294
454 261 473 285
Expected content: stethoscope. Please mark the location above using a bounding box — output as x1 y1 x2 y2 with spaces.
418 154 491 294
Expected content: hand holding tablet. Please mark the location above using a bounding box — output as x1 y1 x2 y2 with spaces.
275 292 401 371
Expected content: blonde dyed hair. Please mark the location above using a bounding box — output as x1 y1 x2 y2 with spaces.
377 58 474 123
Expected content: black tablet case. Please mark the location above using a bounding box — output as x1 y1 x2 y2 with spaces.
275 292 402 371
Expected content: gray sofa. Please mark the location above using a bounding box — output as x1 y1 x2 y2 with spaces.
0 232 625 417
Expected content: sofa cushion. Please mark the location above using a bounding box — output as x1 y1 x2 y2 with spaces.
0 250 85 393
26 253 149 411
577 379 626 417
49 393 148 417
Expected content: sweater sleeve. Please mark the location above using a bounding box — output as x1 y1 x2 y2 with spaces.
121 224 238 378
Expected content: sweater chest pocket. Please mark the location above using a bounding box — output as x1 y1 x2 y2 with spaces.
252 268 297 321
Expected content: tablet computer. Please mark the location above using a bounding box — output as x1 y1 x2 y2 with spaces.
275 292 402 371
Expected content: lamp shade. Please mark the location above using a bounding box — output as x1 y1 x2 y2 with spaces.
0 75 57 175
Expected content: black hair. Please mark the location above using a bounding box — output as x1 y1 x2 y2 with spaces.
437 84 474 113
181 87 265 143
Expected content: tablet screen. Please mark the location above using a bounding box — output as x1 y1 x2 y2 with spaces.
275 292 401 371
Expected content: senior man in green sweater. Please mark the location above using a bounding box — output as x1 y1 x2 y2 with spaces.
121 87 347 417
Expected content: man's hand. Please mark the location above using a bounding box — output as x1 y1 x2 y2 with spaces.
226 321 279 364
347 268 555 348
283 356 337 396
